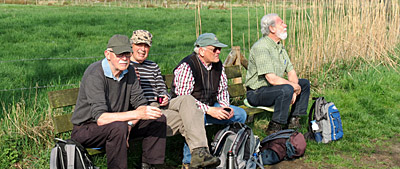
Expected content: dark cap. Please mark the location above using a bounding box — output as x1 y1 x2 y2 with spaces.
194 33 228 48
107 34 133 54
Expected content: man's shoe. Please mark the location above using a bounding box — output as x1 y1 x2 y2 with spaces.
181 163 190 169
288 116 301 129
190 147 220 168
265 121 283 135
142 163 153 169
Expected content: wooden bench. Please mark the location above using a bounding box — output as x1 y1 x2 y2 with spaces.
48 88 105 155
223 65 274 123
48 65 273 155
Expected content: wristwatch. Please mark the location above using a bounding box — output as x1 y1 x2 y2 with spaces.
127 121 133 126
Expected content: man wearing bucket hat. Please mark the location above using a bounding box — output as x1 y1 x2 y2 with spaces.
71 34 167 169
172 33 247 167
129 30 221 168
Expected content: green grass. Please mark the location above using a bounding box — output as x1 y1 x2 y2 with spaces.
0 4 399 168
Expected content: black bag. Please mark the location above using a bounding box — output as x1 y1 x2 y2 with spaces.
210 122 264 169
50 138 97 169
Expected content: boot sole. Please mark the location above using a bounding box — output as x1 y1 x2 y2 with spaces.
190 158 220 169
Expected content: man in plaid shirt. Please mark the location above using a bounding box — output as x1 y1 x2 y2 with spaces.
172 33 247 166
245 13 310 135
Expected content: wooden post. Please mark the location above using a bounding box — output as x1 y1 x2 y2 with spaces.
232 46 242 84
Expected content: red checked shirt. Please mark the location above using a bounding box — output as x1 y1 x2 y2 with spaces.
173 57 230 114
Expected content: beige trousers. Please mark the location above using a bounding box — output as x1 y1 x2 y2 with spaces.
157 95 208 152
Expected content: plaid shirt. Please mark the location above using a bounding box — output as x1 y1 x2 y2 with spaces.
245 36 294 89
173 56 229 114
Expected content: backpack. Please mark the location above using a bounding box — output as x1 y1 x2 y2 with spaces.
260 129 306 165
304 97 344 143
50 138 97 169
210 122 264 169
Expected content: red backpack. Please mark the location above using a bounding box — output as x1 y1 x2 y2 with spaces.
260 129 307 165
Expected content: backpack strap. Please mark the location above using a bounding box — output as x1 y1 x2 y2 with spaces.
261 129 294 144
229 128 246 154
65 144 76 169
212 130 236 156
50 145 58 169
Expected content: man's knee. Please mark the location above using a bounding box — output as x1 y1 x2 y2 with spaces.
154 114 167 130
232 106 247 123
107 121 129 138
281 84 294 98
299 79 310 89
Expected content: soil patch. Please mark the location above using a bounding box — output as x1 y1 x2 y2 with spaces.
264 134 400 168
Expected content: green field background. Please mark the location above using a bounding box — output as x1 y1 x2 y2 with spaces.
0 3 399 168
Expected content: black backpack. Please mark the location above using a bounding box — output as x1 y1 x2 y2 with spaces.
210 122 264 169
50 138 97 169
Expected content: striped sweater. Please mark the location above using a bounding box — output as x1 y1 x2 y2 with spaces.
130 60 170 102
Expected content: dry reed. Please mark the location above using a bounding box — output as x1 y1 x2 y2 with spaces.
280 0 400 79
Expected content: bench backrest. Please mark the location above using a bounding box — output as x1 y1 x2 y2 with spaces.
48 88 79 135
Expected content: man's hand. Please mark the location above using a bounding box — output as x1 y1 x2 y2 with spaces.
291 93 298 105
206 107 234 120
153 95 169 106
134 106 162 120
159 95 169 106
290 82 301 95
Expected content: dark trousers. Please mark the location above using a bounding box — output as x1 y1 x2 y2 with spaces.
71 115 167 169
246 79 310 124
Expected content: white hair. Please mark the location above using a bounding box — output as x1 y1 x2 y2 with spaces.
261 13 279 36
193 46 200 54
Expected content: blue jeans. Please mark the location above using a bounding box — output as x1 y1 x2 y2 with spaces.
182 102 247 164
246 79 310 124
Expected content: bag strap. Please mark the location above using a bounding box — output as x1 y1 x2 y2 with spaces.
230 128 246 154
65 144 76 169
307 98 318 133
50 145 59 169
261 129 294 144
212 130 236 156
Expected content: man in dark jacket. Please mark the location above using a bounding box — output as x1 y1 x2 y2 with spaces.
71 34 166 169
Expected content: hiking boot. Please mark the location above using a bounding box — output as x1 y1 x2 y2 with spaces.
288 116 301 129
142 163 154 169
181 163 190 169
265 121 283 135
190 147 220 168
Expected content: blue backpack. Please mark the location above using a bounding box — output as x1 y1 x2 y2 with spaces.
305 97 344 143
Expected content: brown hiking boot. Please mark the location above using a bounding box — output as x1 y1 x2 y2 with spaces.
288 116 301 129
265 121 283 135
190 147 220 168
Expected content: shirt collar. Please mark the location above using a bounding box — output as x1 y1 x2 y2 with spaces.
196 54 212 70
264 36 284 51
101 58 129 81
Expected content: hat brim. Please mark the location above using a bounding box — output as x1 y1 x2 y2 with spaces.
112 46 133 54
210 42 228 48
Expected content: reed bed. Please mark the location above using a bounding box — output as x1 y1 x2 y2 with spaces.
282 0 399 78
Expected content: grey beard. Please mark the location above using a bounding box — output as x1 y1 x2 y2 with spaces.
277 32 288 40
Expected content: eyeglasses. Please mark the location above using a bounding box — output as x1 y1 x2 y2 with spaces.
204 47 221 53
108 50 132 58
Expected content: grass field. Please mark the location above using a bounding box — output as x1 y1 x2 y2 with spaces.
0 1 399 168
